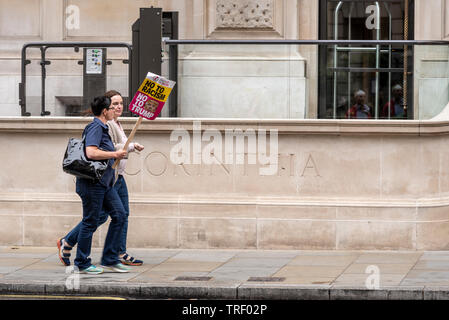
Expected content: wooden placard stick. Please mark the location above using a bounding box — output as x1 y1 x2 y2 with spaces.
112 116 143 169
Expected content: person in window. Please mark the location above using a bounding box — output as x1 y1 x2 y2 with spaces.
336 96 349 119
382 84 406 119
346 90 373 119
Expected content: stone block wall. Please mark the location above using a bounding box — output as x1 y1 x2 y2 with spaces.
1 117 449 250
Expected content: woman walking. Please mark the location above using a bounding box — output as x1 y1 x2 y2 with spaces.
58 91 145 269
63 95 129 274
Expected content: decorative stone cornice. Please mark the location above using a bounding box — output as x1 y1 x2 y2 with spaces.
2 191 449 210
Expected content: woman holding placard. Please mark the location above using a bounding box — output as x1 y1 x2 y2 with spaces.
105 90 145 266
60 96 128 274
58 91 145 269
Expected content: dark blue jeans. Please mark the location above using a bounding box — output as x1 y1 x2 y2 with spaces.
73 177 126 270
65 175 130 255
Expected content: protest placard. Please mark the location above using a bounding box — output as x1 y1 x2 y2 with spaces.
112 72 176 169
129 72 176 120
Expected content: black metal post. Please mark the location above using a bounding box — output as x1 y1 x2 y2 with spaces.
131 20 140 104
40 46 51 116
134 8 162 90
169 44 178 118
166 11 179 118
19 48 31 116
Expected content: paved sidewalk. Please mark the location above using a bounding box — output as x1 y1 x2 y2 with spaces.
1 246 449 299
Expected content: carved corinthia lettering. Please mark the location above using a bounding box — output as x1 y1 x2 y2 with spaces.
216 0 273 29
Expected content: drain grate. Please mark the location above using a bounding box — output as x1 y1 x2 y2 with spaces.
174 276 213 281
247 277 286 282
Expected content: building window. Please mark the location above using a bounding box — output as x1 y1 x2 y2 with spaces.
318 0 414 119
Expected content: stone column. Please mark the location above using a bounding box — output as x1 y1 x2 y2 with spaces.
414 0 449 119
298 0 318 119
179 0 307 119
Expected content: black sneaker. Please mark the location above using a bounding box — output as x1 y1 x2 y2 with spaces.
120 253 143 266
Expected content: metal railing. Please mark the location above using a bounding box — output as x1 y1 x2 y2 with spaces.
164 39 449 119
19 40 449 118
19 42 132 116
164 40 449 45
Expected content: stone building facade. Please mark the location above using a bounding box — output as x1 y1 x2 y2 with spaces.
1 1 449 250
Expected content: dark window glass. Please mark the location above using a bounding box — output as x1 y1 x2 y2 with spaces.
319 0 414 119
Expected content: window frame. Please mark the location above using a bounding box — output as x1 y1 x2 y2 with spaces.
318 0 415 120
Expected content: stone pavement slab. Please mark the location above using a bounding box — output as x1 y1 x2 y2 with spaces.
354 252 422 264
343 263 414 274
274 265 346 278
287 255 359 266
413 260 449 270
400 270 449 286
0 246 448 299
333 273 405 286
420 252 449 260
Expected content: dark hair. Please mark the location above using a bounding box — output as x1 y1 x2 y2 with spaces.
104 90 122 99
90 96 111 116
81 90 122 116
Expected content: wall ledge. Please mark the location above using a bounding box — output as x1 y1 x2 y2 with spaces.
2 116 449 135
2 192 449 210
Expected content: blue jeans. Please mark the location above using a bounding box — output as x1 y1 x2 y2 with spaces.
73 177 126 270
65 175 130 255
